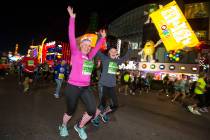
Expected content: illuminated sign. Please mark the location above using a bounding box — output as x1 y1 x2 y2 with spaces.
119 61 137 70
192 67 197 71
38 45 43 63
150 64 155 69
46 41 56 46
150 1 199 51
142 64 147 69
159 64 165 70
180 66 186 70
32 48 38 57
169 65 175 70
30 45 39 49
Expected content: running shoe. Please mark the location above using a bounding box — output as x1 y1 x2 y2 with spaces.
100 114 109 123
199 108 205 113
59 124 69 137
203 107 209 112
74 124 87 140
91 116 100 127
54 94 59 98
23 87 29 93
187 106 194 113
193 110 202 116
199 107 208 113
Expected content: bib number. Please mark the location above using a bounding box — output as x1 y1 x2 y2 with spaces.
58 73 64 79
28 60 34 66
82 60 94 75
108 62 118 74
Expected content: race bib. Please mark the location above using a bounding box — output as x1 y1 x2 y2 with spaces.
82 60 94 75
0 57 7 64
28 60 34 66
108 62 118 74
58 73 64 79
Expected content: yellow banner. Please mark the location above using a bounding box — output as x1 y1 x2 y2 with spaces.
149 1 199 51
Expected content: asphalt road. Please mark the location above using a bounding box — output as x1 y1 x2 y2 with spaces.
0 75 210 140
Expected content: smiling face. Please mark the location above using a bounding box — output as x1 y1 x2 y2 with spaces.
80 40 92 55
108 48 118 59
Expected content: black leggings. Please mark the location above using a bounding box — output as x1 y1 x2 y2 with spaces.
65 84 96 116
196 94 207 108
100 86 118 113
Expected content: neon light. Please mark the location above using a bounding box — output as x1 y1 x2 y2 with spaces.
180 66 186 70
150 64 155 69
142 64 147 69
39 38 47 63
169 65 175 70
46 41 56 46
192 67 197 71
159 64 165 70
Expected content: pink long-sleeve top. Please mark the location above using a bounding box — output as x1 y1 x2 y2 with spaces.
67 17 105 87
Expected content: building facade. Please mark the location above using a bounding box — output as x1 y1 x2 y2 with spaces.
108 1 210 64
108 5 147 49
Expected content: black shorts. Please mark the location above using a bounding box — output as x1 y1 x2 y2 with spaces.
23 72 34 79
195 94 206 108
64 84 96 116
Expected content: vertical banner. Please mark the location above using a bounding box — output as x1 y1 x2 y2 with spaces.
149 1 199 51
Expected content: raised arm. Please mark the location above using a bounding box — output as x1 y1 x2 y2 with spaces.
154 39 162 48
96 51 109 62
116 48 131 64
88 29 106 59
67 6 78 53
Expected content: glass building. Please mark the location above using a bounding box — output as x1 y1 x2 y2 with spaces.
108 1 210 64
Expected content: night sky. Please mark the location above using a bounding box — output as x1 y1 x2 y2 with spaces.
0 0 163 54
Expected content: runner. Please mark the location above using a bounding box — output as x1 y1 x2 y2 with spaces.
17 59 23 84
41 61 49 80
0 52 9 80
91 46 131 126
54 60 67 98
163 74 169 96
187 72 207 115
123 71 131 95
21 51 38 93
58 6 106 140
171 74 186 103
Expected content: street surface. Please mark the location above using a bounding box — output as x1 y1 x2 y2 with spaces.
0 75 210 140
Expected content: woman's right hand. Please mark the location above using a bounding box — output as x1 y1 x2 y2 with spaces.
99 29 106 38
67 6 76 18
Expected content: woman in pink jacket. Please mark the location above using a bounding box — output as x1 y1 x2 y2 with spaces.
59 6 106 140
